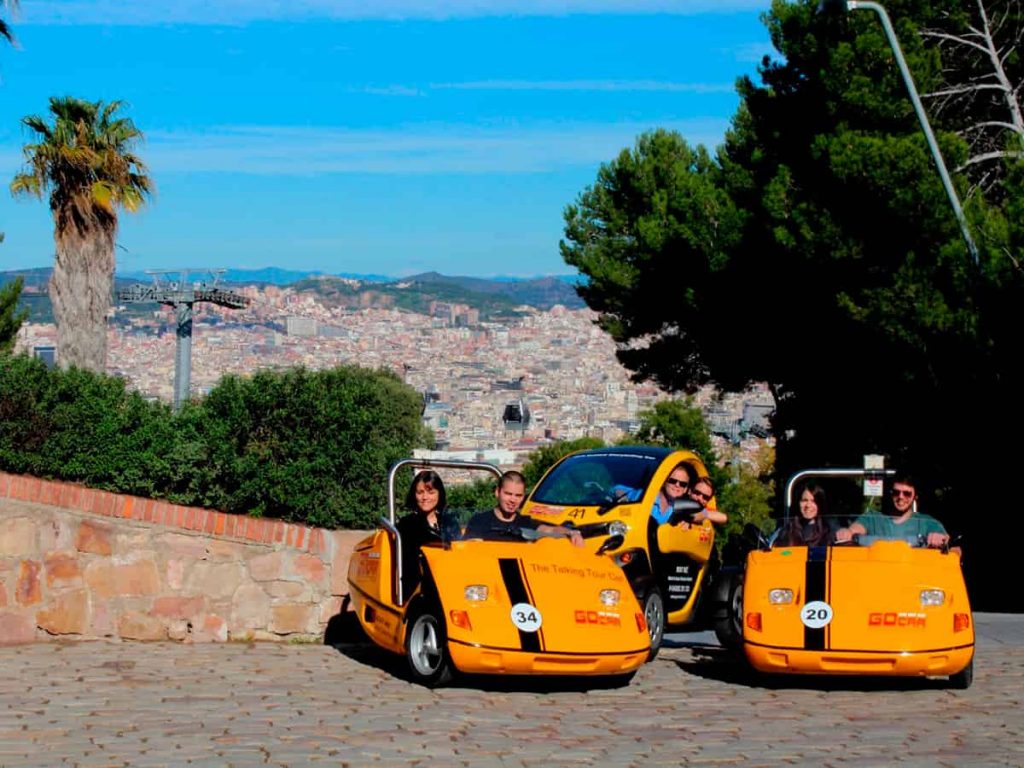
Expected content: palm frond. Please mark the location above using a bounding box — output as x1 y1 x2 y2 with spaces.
11 96 153 231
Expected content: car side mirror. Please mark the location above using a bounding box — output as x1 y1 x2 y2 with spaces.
596 534 624 555
742 522 769 550
668 499 703 526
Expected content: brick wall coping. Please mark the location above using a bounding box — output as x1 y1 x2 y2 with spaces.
0 472 329 555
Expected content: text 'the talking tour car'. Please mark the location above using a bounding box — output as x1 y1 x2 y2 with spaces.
346 459 650 687
738 468 974 688
520 446 723 658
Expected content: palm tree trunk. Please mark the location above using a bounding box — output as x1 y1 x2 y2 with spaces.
50 225 115 373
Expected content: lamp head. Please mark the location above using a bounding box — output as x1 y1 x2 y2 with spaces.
817 0 850 13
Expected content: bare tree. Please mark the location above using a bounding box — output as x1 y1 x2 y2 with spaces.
922 0 1024 200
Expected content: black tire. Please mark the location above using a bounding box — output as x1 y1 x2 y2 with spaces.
405 606 454 688
642 587 665 661
948 657 973 690
713 573 744 652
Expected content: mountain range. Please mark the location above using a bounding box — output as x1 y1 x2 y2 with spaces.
2 267 586 323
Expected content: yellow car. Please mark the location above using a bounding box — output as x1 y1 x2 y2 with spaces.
521 447 718 658
740 469 974 688
346 458 650 687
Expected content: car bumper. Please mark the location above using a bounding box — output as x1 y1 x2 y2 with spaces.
449 640 648 676
744 642 974 676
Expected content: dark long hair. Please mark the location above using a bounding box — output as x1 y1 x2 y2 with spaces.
797 482 828 518
404 470 447 514
776 482 832 546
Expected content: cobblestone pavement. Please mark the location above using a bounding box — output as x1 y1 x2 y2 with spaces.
0 615 1020 767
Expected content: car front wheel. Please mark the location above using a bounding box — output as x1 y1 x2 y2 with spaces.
642 587 665 661
712 573 744 652
405 606 454 688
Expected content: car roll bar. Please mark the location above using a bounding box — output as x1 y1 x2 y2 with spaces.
387 457 503 606
783 468 895 518
386 457 503 524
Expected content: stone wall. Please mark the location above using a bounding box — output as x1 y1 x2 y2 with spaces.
0 472 369 645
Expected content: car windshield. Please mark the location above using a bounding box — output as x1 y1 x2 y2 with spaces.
531 452 660 506
771 473 947 548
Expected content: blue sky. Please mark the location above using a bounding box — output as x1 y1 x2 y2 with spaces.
0 1 774 279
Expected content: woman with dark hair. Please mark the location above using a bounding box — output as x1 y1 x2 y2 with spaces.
396 470 455 600
775 482 835 547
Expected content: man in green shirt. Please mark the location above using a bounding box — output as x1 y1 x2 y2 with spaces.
836 474 950 548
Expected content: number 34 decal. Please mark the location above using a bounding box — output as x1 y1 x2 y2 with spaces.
510 602 543 632
801 600 834 629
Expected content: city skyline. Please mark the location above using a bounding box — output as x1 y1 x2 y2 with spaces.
0 2 773 279
15 280 775 465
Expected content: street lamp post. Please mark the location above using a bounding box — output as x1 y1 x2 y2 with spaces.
820 0 980 265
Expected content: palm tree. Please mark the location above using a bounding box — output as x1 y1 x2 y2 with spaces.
10 97 153 372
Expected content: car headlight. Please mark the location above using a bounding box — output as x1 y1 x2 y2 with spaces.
608 521 628 537
464 585 489 602
599 589 620 607
920 589 945 606
768 588 794 605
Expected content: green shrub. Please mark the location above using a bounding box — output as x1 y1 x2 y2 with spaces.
193 365 430 528
0 357 430 529
0 354 178 491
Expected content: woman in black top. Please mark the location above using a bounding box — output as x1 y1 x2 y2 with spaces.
775 482 835 547
396 470 450 600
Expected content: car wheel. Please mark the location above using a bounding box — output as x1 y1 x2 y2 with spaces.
713 573 744 652
948 657 973 690
643 587 665 661
405 606 454 688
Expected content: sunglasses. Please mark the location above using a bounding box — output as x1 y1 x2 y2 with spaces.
891 488 914 499
690 489 711 501
665 478 689 489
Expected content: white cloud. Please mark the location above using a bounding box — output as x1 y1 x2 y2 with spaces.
116 120 730 175
351 85 424 97
729 41 775 64
432 79 733 94
20 0 769 26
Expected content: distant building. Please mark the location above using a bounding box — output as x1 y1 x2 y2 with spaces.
32 346 56 369
493 376 525 391
285 316 317 336
741 402 774 437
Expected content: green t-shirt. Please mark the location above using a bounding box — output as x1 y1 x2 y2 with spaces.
854 509 946 540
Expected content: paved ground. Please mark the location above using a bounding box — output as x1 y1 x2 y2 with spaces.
0 614 1020 767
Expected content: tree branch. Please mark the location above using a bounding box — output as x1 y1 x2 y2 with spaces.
957 149 1024 170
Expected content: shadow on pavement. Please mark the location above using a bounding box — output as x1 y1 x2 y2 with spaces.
675 647 952 692
324 594 640 692
329 639 638 692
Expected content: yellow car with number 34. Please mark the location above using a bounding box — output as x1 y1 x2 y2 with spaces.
346 459 650 687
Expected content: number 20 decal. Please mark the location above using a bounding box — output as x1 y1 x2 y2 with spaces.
510 602 542 632
800 600 833 629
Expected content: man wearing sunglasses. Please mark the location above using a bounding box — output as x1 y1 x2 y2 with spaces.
837 473 949 548
688 476 728 525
